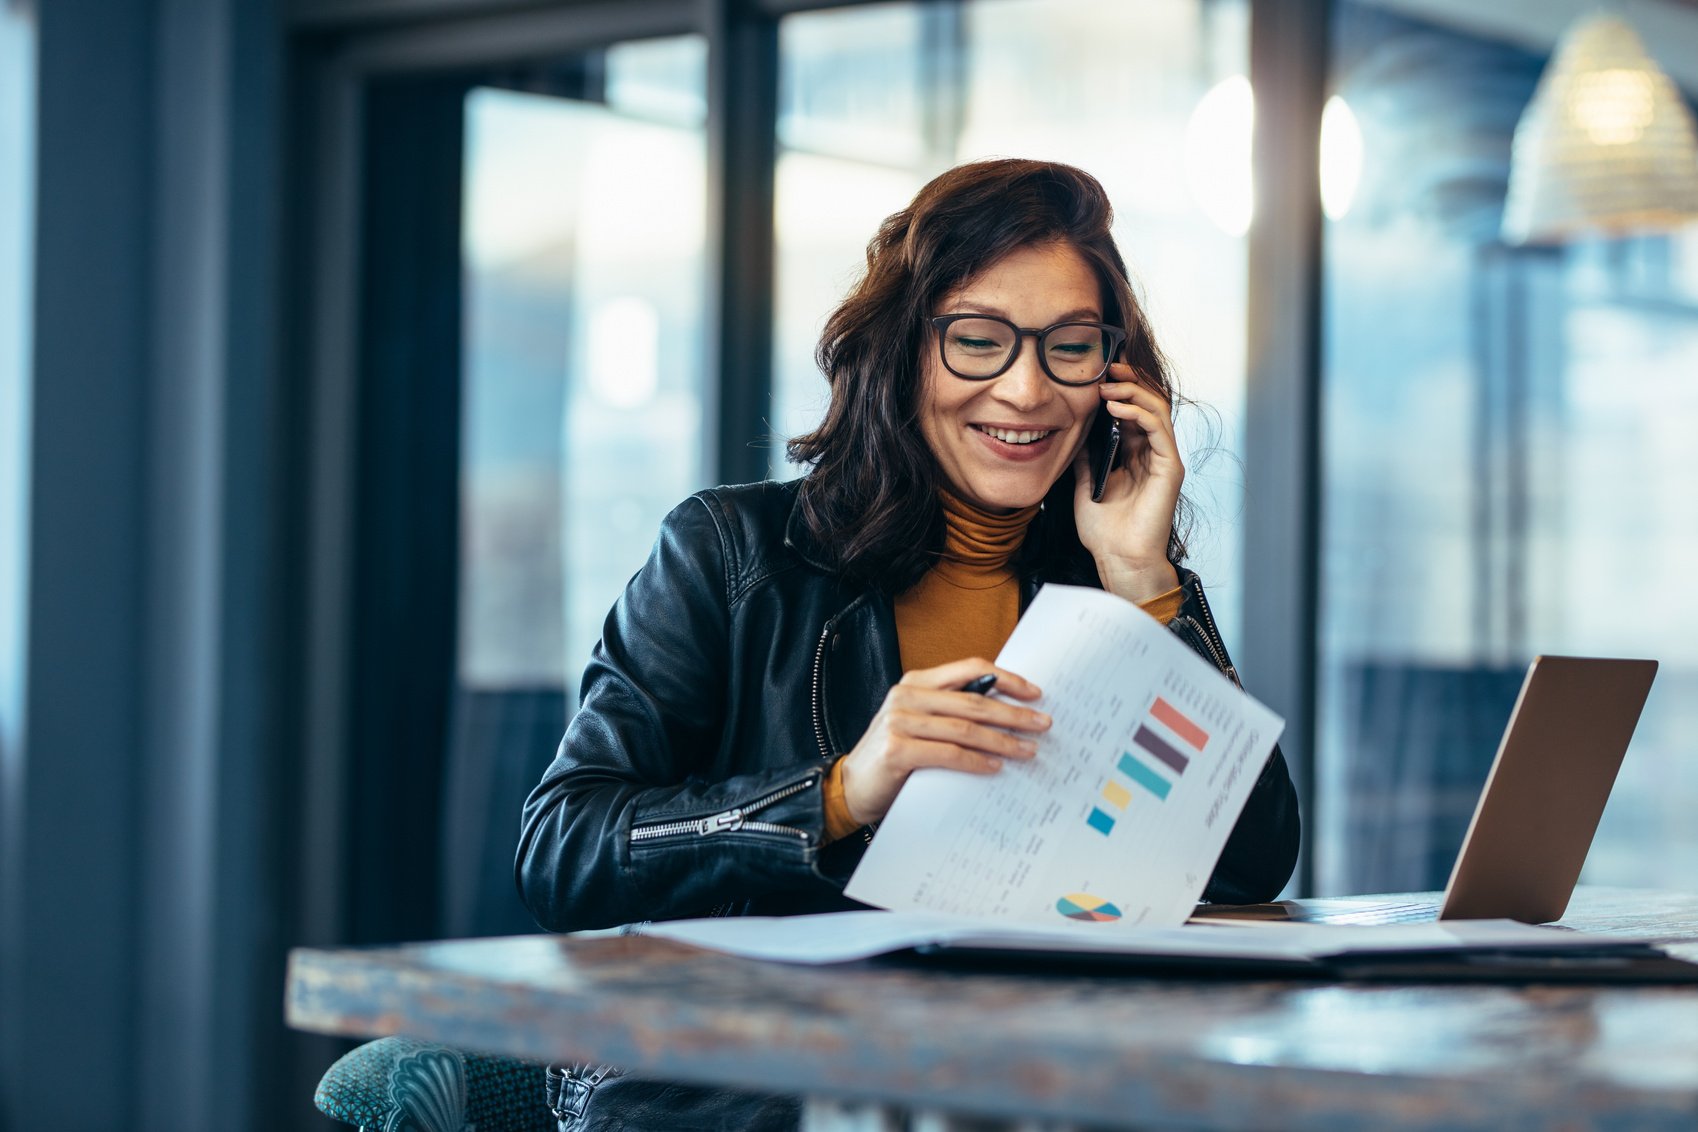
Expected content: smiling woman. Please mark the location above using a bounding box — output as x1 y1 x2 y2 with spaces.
515 158 1300 1128
917 244 1109 513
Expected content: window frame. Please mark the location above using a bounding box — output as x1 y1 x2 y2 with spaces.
283 0 1329 963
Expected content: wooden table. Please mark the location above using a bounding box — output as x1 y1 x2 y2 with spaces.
286 888 1698 1130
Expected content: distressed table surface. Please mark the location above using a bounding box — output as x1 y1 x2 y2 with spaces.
287 887 1698 1131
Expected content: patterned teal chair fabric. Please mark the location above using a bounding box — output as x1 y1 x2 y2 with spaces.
314 1036 554 1132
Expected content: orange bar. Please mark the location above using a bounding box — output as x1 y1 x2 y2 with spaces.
1151 696 1208 750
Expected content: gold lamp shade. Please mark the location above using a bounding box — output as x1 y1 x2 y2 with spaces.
1501 13 1698 244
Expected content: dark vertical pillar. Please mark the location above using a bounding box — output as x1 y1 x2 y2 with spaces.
286 49 367 1122
1243 0 1329 895
703 0 778 486
346 77 466 945
0 2 152 1126
136 0 294 1127
1 1 299 1128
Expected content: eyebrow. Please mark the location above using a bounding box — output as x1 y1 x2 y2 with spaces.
948 302 1104 324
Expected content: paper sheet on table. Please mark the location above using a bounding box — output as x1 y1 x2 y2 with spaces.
845 584 1284 929
633 910 1639 966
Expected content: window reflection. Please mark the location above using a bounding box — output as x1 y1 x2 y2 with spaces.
459 55 706 689
1319 2 1698 893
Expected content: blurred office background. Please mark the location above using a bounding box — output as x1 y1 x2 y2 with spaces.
2 0 1695 1127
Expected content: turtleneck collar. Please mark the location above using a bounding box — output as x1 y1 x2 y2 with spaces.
935 490 1040 584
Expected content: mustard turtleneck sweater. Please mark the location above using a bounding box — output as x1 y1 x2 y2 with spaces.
892 491 1039 673
822 493 1184 841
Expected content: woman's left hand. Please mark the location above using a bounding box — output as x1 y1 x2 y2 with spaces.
1071 362 1183 603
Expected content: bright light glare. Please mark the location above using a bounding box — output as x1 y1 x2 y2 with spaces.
587 297 660 410
1571 67 1656 146
1321 95 1363 221
1187 79 1365 230
1185 75 1254 237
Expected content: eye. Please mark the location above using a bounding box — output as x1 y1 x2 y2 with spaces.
1045 326 1103 359
952 335 1003 352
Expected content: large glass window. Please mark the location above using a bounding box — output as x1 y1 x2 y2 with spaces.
772 0 1253 644
1318 3 1698 894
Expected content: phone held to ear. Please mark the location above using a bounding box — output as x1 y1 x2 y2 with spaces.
1088 409 1121 503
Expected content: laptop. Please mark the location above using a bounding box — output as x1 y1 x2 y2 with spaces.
1195 655 1658 926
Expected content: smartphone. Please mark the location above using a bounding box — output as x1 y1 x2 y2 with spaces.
1087 402 1122 503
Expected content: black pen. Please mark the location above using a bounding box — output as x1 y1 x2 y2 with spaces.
961 673 998 696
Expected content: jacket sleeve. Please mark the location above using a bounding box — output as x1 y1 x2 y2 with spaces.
515 493 837 933
1168 570 1302 904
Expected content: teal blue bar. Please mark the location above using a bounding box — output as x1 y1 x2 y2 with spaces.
1086 807 1116 835
1117 751 1172 800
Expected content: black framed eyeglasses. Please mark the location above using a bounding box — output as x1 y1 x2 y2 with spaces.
928 314 1128 386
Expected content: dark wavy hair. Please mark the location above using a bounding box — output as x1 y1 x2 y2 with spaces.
786 158 1191 593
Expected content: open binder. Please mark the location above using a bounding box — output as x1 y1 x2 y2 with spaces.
634 910 1698 984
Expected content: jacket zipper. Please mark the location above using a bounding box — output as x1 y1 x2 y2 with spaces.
810 620 833 761
810 613 878 842
629 774 818 844
1173 581 1239 687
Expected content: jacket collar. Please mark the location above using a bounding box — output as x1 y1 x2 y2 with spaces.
781 482 837 574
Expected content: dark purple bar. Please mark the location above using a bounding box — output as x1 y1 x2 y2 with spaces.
1133 723 1189 775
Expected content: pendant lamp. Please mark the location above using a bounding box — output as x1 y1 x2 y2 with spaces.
1501 12 1698 244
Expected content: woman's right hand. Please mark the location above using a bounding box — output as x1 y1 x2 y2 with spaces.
837 657 1050 825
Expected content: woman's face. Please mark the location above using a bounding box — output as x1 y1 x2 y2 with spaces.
918 241 1105 514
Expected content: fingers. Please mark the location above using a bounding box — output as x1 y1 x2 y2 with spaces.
859 695 1045 797
897 656 1042 701
1102 400 1179 461
1101 367 1172 419
1101 369 1170 414
1100 376 1181 469
886 682 1051 735
882 681 1050 781
1100 362 1167 403
839 663 1052 822
889 709 1040 765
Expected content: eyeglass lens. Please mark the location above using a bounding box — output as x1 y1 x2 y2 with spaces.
939 317 1113 384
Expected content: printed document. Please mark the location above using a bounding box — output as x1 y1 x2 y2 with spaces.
844 584 1283 929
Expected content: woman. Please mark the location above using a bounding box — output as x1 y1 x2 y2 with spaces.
517 157 1298 934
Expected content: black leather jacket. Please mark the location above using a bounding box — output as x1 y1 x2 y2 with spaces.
517 479 1300 933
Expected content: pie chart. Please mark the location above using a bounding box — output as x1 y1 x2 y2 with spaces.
1056 893 1122 922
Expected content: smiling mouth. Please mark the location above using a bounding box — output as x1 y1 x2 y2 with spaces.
972 425 1056 446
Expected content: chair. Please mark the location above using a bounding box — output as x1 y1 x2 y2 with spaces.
314 1036 554 1132
316 1038 804 1130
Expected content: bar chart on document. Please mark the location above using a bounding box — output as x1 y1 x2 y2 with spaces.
846 585 1284 929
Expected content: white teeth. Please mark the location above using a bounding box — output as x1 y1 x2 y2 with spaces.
976 425 1053 445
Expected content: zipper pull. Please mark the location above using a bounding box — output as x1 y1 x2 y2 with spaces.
698 808 744 835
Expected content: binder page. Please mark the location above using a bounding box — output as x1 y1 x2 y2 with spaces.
634 910 1630 966
846 584 1284 929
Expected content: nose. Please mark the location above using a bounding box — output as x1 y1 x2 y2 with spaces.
992 340 1053 411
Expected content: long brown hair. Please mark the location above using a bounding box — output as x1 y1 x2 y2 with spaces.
787 158 1190 591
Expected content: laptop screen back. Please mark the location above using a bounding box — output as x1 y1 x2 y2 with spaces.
1440 656 1657 923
